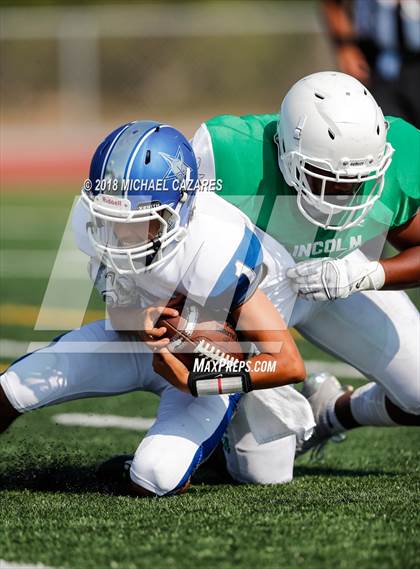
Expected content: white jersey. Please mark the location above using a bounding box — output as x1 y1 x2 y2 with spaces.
72 189 295 316
192 123 216 181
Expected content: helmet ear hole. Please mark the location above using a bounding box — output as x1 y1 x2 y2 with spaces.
376 125 380 135
281 139 286 153
328 129 335 140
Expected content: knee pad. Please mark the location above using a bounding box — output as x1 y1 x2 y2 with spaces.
350 383 398 426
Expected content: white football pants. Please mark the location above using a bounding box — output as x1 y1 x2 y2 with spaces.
0 320 240 496
220 287 420 488
290 289 420 415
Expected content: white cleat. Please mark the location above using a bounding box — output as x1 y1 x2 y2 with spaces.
297 372 350 458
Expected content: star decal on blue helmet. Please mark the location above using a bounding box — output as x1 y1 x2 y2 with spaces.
159 147 189 183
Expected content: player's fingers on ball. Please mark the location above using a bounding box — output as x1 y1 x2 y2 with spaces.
146 337 170 349
144 306 166 327
150 305 178 321
145 326 167 338
160 306 179 318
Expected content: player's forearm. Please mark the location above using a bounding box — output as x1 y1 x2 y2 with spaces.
247 342 306 389
233 289 305 387
187 345 305 397
380 247 420 290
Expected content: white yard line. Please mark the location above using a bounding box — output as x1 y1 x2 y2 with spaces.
0 561 59 569
53 413 155 431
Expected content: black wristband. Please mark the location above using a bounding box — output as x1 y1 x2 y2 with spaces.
188 367 253 397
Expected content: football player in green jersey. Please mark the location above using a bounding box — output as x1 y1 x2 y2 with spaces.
192 71 419 456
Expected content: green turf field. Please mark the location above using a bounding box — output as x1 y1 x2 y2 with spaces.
1 191 419 569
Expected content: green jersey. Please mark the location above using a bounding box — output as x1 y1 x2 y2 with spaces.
197 113 419 260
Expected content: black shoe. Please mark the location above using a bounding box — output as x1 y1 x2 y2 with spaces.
97 454 134 485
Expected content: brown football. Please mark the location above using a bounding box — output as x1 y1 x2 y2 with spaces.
156 298 245 370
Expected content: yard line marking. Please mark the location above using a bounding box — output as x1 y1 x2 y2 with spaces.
0 561 59 569
53 413 155 431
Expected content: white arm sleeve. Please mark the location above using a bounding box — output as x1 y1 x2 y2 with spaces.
191 123 216 181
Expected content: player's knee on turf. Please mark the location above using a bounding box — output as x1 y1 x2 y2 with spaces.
129 477 191 497
129 460 190 497
129 447 193 497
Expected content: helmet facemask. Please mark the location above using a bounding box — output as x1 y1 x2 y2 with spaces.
82 188 190 274
276 134 394 231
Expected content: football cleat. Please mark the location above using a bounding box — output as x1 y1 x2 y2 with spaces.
97 454 134 485
296 372 350 459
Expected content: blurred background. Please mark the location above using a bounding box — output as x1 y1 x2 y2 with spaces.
1 0 417 364
0 0 338 365
1 0 333 187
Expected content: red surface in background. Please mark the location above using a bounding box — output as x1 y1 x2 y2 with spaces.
1 153 90 189
1 124 103 190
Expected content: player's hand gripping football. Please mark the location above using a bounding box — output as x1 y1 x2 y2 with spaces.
138 306 179 349
287 256 385 301
138 305 190 391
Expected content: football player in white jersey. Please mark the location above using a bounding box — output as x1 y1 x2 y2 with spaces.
0 121 311 496
191 71 420 459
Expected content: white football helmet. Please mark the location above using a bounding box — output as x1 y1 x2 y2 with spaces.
276 72 394 231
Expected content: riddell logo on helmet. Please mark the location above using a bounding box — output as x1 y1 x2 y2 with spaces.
95 194 130 210
102 195 122 206
349 159 366 166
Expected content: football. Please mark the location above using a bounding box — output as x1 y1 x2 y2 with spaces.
156 297 245 370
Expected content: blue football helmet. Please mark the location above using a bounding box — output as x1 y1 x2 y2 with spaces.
81 120 199 274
